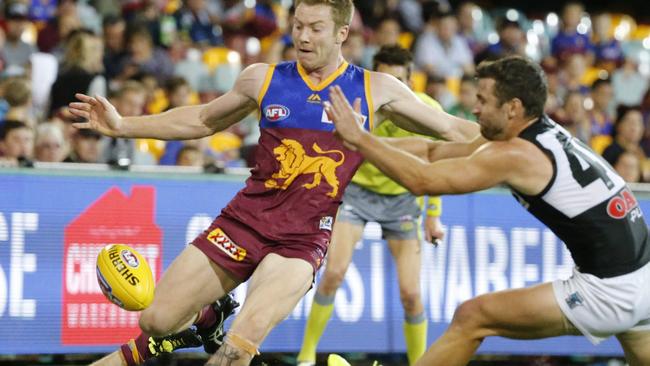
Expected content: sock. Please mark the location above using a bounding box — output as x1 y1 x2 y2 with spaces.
194 304 217 329
297 292 335 363
403 312 427 365
120 333 152 366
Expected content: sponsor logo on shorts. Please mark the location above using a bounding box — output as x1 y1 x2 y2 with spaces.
120 249 140 268
264 104 290 122
565 291 585 309
399 215 415 232
207 228 247 261
319 216 333 231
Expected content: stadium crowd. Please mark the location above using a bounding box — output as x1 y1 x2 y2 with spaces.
0 0 649 182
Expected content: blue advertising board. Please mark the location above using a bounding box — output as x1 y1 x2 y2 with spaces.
0 168 642 356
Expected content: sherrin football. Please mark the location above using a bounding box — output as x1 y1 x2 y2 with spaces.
96 244 155 311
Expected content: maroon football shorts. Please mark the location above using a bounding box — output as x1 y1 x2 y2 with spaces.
192 215 326 281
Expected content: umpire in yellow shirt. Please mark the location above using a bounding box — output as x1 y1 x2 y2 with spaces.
298 45 445 366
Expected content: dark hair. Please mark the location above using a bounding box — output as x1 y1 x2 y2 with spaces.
591 77 611 91
0 120 29 140
176 145 201 164
372 45 413 74
612 105 642 138
476 56 547 118
460 73 477 85
102 14 124 28
165 76 190 94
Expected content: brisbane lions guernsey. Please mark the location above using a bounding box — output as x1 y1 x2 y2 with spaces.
220 61 373 249
512 116 650 278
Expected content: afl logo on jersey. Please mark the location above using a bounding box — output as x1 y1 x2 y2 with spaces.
264 104 290 122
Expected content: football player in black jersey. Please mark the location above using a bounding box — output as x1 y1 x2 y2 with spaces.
327 56 650 366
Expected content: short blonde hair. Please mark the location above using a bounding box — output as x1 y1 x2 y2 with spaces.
294 0 354 29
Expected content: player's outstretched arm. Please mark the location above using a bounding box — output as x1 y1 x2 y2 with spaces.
327 85 516 196
370 72 479 142
69 64 268 140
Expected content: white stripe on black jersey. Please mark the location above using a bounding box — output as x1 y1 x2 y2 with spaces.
512 116 650 278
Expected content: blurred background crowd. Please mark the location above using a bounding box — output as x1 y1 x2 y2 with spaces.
0 0 649 181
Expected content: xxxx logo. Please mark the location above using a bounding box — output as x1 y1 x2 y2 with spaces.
265 139 345 198
207 228 246 261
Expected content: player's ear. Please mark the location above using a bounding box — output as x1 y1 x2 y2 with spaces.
508 98 523 119
336 25 349 44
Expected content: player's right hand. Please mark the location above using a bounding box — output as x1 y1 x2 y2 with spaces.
69 93 124 138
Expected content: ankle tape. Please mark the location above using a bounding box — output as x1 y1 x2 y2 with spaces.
226 333 260 356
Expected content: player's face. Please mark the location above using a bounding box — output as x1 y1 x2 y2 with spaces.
473 78 510 140
292 4 347 70
375 63 410 87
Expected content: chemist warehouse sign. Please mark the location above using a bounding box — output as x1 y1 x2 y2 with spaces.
0 170 639 355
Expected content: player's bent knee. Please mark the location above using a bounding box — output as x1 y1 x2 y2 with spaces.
449 298 488 336
139 307 176 337
319 267 347 293
399 288 422 313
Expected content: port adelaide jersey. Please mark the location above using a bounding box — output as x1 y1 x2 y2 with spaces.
512 116 650 278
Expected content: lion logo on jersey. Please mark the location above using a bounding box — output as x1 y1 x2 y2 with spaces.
265 139 345 198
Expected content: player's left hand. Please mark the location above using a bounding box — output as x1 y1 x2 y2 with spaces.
424 215 444 246
325 85 368 149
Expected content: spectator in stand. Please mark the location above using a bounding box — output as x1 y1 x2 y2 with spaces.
0 2 37 73
456 2 487 56
559 53 590 95
611 55 648 107
550 91 591 143
640 89 650 155
49 30 106 117
1 76 36 128
176 145 204 167
613 151 643 183
588 77 615 153
602 106 646 168
37 0 82 55
117 26 174 85
360 17 401 69
591 11 624 72
542 62 563 115
158 76 204 166
174 0 224 47
448 74 477 121
102 15 128 81
102 80 148 165
424 73 456 111
221 0 277 62
29 0 57 22
551 1 593 64
34 122 67 162
342 31 364 66
0 120 33 166
64 128 102 163
475 18 526 64
414 10 474 79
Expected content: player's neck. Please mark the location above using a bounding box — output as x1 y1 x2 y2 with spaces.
299 55 347 84
509 116 540 139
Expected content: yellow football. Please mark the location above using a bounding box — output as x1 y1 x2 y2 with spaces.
96 244 155 311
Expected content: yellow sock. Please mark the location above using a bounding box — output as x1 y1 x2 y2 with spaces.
327 354 351 366
297 293 335 363
403 315 427 365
